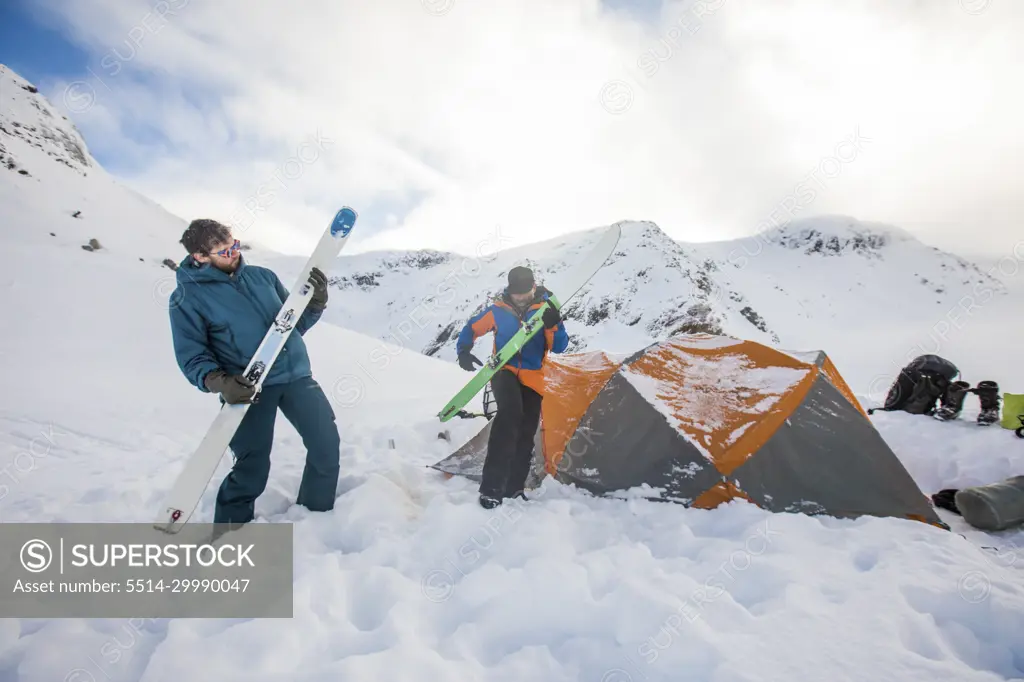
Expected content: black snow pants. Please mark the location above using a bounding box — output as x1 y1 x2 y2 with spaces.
479 369 543 499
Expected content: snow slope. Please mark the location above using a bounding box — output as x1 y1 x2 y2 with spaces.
2 65 1024 682
0 65 186 263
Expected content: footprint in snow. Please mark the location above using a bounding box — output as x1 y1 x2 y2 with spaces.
853 548 880 572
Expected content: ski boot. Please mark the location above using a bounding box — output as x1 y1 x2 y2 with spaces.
934 380 971 421
972 380 1001 426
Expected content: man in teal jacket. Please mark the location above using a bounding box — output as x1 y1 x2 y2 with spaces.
168 219 340 525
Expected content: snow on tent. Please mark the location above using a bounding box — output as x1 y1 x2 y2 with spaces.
432 334 946 528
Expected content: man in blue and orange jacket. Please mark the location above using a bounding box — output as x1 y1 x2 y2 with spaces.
456 266 569 508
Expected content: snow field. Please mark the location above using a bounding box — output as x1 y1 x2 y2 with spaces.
2 63 1024 682
3 298 1024 682
1 193 1023 681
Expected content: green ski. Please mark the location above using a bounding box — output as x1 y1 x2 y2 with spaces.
438 296 560 422
437 223 622 422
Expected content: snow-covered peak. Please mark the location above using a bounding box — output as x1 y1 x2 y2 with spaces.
0 65 186 264
0 65 95 178
262 218 778 365
291 212 1011 389
757 215 916 258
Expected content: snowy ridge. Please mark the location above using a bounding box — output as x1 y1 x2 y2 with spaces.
0 64 186 264
283 218 785 363
1 66 1023 682
0 65 93 178
760 214 916 257
701 214 1005 322
286 212 1010 394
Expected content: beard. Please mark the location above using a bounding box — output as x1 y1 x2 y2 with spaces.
509 296 533 313
212 257 240 274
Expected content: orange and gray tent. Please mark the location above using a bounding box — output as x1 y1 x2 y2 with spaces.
431 334 945 528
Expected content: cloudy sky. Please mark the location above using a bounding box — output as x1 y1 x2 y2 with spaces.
4 0 1023 259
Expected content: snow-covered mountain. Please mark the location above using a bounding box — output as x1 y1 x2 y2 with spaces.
4 62 1006 393
299 221 768 362
255 209 1010 410
310 215 1006 366
2 65 1023 682
699 216 1007 340
0 71 91 178
0 65 187 266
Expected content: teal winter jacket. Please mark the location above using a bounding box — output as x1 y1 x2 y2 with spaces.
168 254 322 392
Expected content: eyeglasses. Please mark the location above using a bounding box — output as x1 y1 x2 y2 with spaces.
212 239 241 258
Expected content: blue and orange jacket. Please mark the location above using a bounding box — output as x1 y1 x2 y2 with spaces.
456 289 569 395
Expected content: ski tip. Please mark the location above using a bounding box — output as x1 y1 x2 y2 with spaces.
605 222 622 246
153 519 183 534
331 207 358 237
154 507 187 534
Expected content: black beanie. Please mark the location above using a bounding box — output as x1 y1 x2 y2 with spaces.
507 266 535 294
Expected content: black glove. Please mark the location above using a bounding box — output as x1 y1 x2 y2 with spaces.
307 267 328 310
458 351 482 372
204 370 257 404
542 305 561 328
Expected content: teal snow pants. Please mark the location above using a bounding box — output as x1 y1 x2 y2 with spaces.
214 375 341 525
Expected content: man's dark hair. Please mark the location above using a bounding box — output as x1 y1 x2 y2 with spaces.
180 219 232 255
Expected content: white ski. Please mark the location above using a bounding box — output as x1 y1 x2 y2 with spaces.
541 223 622 310
154 207 358 533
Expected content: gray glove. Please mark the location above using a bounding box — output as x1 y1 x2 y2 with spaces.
204 370 256 404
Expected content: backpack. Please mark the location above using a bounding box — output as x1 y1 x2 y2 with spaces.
870 354 960 416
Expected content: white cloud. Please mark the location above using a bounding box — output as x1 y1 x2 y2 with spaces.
33 0 1024 259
